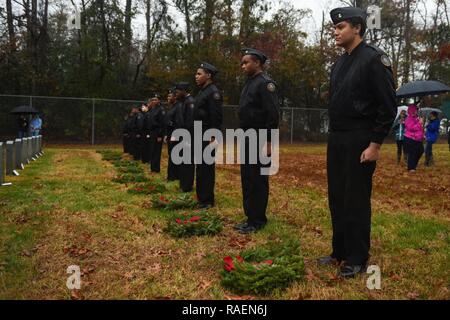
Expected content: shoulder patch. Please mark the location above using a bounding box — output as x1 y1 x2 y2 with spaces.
380 54 391 67
267 83 276 92
213 92 221 100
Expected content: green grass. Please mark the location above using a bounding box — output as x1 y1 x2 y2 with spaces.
0 144 449 300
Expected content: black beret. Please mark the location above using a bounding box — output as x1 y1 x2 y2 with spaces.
330 7 367 25
241 48 268 64
175 82 190 91
200 62 219 75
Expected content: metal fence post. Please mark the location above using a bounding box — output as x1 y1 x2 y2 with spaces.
0 142 4 185
25 137 30 163
91 99 95 145
28 137 32 160
290 108 294 144
21 137 26 166
6 141 14 176
15 139 22 169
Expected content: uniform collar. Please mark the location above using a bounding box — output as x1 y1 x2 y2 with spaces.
201 82 214 91
346 40 365 56
248 71 263 80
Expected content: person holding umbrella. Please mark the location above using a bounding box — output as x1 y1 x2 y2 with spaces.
17 115 29 138
404 104 424 172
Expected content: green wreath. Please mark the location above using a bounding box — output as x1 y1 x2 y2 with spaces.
164 211 223 238
152 193 197 211
112 173 149 184
127 182 167 195
221 240 305 295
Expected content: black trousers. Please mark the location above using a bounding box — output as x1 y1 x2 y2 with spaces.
132 135 143 161
141 135 152 164
404 137 424 171
178 137 195 192
167 139 179 181
149 134 163 173
123 134 130 154
196 141 216 205
327 130 376 265
240 137 270 226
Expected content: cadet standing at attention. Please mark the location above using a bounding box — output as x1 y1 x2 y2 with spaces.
194 62 223 209
122 109 133 154
140 103 151 164
165 88 180 181
147 94 166 173
234 48 280 235
175 82 196 192
317 7 396 278
129 106 143 161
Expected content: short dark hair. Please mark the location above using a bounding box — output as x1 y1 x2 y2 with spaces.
430 111 438 118
346 17 366 37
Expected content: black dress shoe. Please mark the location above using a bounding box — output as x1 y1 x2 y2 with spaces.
233 222 249 230
340 264 367 278
237 224 258 234
237 223 266 234
197 203 213 209
317 256 340 266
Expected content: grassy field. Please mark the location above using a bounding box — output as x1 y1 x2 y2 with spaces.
0 143 449 300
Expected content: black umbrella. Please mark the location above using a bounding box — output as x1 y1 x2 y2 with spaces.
10 105 39 115
396 80 450 98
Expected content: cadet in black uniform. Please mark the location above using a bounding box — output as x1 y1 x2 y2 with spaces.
140 103 151 164
165 88 180 181
147 94 166 173
194 62 223 208
122 110 133 154
317 7 397 278
176 82 196 192
234 48 280 234
129 107 141 160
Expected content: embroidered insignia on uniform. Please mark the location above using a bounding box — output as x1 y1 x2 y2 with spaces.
381 54 391 67
267 83 276 92
213 92 221 100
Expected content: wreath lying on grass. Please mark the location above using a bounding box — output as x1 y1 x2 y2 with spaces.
112 173 149 184
112 160 141 170
164 211 223 238
152 193 197 211
127 182 167 195
220 239 305 295
97 150 122 162
117 166 144 174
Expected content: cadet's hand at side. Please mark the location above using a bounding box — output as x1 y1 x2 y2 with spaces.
360 143 380 163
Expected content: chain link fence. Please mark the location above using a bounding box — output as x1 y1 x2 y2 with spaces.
0 94 330 144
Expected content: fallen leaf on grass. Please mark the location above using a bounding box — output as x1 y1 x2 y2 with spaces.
407 292 420 300
70 290 84 300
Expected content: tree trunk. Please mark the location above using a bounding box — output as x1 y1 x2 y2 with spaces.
203 0 215 41
402 0 412 84
6 0 15 49
184 0 192 44
239 0 252 39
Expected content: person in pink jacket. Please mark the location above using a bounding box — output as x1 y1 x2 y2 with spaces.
404 104 424 171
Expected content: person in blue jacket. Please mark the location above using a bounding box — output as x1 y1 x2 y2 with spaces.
425 111 440 166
